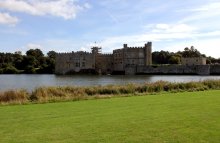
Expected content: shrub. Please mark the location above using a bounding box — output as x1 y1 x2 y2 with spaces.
1 80 220 105
203 80 220 89
0 89 29 104
3 65 19 74
0 69 3 74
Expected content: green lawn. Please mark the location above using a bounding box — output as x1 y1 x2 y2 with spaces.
0 90 220 143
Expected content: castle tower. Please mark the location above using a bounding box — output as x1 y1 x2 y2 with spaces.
91 46 101 54
144 42 152 65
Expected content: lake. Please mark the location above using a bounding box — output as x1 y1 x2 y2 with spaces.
0 74 220 91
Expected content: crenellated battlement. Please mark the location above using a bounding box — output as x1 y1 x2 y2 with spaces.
56 51 93 56
56 52 72 55
127 47 144 49
99 53 113 56
75 51 91 54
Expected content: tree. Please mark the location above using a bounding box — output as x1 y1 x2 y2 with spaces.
14 53 24 70
25 65 36 74
152 51 171 64
182 46 202 57
26 49 44 58
47 51 56 59
0 48 57 74
3 64 19 74
22 56 38 68
168 55 181 64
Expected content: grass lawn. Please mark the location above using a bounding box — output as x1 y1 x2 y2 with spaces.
0 90 220 143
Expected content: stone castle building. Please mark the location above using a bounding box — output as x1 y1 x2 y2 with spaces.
55 42 152 74
181 57 206 66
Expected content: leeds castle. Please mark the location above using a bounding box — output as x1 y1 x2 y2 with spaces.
55 41 220 75
55 42 152 75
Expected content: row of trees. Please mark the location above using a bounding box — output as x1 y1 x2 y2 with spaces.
152 46 220 65
0 49 56 74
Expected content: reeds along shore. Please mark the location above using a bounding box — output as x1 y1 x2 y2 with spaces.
1 80 220 105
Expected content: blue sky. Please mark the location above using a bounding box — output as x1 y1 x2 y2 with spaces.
0 0 220 58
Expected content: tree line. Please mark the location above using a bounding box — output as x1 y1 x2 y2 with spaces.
0 49 56 74
0 46 219 74
152 46 220 65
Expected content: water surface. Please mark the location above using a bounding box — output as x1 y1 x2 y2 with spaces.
0 74 220 91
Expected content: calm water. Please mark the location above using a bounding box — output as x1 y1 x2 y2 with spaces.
0 74 220 91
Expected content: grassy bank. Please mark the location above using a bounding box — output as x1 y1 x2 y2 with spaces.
1 80 220 104
0 90 220 143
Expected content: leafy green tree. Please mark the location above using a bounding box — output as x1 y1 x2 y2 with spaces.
26 49 44 58
181 46 202 57
25 65 36 74
47 51 56 59
0 68 3 74
22 56 38 68
168 55 181 64
3 64 19 74
0 49 57 74
152 51 171 64
14 53 24 70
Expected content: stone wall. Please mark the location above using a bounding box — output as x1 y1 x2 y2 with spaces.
125 65 137 75
113 49 124 71
181 57 206 65
124 48 145 66
55 52 95 74
129 65 211 75
210 65 220 75
96 54 113 74
113 42 152 72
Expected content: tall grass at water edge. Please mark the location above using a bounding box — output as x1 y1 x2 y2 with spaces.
1 80 220 105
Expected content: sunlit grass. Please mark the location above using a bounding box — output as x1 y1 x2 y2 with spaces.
0 90 219 143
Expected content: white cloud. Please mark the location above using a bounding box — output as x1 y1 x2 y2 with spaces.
155 24 169 30
180 2 220 23
99 23 196 48
191 2 220 12
0 0 90 20
26 43 43 49
97 22 220 57
84 3 91 9
0 12 19 26
152 24 195 33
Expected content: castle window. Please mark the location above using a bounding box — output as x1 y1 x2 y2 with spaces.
75 62 80 67
82 62 85 67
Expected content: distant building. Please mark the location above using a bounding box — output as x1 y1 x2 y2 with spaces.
181 57 206 65
55 42 152 74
